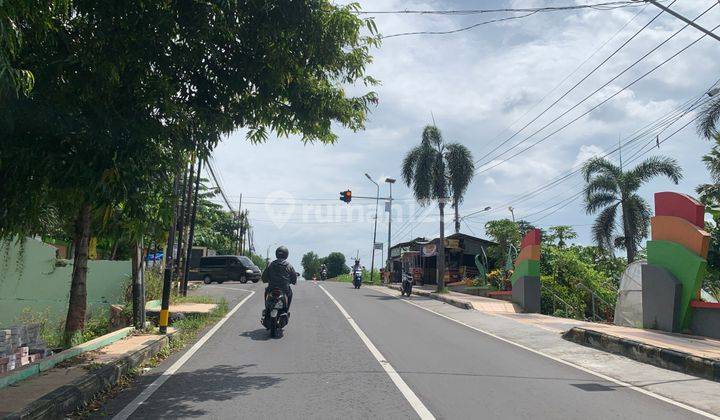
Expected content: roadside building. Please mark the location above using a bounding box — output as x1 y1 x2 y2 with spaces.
389 233 498 285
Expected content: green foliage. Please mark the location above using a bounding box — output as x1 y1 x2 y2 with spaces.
301 251 322 279
484 219 520 269
1 1 380 340
583 155 682 262
323 252 350 278
539 244 621 320
244 253 268 271
546 225 577 248
193 179 241 255
696 135 720 300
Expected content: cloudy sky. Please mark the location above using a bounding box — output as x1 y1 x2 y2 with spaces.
209 0 720 270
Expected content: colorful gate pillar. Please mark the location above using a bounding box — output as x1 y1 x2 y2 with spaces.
510 229 541 313
643 192 709 332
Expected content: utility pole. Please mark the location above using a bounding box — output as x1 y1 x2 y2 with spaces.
176 151 197 285
645 1 720 43
181 156 203 296
365 174 380 283
236 194 242 254
385 178 396 282
159 174 181 334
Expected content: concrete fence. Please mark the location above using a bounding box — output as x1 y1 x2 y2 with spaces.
0 238 131 327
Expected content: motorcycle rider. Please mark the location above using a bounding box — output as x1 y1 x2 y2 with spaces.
320 263 328 280
261 246 297 310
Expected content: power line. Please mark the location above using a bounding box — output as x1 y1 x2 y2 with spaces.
476 18 720 176
360 2 646 15
473 1 673 167
381 11 539 39
476 2 650 161
461 81 718 222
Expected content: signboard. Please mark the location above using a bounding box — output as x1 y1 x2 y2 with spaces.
445 239 460 249
422 243 437 257
390 246 408 258
374 242 384 250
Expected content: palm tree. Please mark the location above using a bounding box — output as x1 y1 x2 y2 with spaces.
697 137 720 206
446 144 475 234
402 125 475 291
583 155 682 262
698 90 720 141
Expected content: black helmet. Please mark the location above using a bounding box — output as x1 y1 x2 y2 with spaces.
275 246 289 259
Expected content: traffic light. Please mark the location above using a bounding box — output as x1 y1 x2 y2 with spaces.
340 190 352 203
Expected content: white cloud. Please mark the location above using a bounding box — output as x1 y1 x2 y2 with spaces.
209 0 720 266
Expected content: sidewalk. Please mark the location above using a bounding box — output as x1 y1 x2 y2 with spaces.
386 283 522 313
0 331 171 418
371 285 720 416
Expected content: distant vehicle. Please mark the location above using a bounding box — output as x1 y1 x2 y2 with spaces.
352 270 362 289
401 272 413 297
197 255 261 284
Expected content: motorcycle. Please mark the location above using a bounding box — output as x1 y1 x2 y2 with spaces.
352 271 362 289
320 269 327 281
261 288 289 338
401 272 413 297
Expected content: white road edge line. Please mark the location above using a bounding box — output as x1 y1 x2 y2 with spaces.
113 290 256 420
318 285 435 420
372 286 719 420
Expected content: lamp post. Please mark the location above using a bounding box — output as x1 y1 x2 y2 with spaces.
365 173 380 284
385 177 396 282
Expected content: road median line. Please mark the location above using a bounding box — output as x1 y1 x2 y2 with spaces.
318 284 435 420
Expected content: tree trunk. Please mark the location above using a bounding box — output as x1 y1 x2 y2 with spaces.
64 202 91 347
621 199 636 262
453 198 460 235
131 239 146 330
437 201 446 292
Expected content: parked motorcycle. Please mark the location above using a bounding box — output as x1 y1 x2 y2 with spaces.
401 272 413 297
261 288 289 338
352 271 362 289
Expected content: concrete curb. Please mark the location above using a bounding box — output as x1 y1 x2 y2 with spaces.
4 334 171 419
0 327 135 390
562 327 720 383
385 285 473 310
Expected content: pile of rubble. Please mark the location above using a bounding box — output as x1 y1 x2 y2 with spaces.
0 325 51 373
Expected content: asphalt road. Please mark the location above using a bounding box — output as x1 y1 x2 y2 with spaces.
99 281 707 419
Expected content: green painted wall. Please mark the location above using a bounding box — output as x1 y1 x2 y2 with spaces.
647 240 707 329
0 238 131 327
510 259 540 284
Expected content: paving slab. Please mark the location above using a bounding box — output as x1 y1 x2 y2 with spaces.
0 331 171 417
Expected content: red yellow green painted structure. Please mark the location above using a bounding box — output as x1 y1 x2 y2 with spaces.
509 229 542 313
646 192 710 329
510 228 541 285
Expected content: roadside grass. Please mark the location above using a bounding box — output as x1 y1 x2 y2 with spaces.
69 296 229 418
167 298 228 351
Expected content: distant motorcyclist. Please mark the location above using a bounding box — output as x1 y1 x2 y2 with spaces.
320 264 328 281
261 246 297 309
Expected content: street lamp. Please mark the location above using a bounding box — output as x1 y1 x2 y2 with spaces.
385 177 396 282
365 173 380 284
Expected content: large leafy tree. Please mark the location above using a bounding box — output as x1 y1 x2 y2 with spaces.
402 126 475 291
582 156 682 262
1 1 379 345
323 252 350 278
301 251 322 279
484 219 521 270
546 225 578 248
